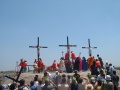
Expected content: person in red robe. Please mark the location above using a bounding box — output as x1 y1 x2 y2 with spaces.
96 59 101 71
87 56 95 68
18 59 27 73
18 59 24 67
40 60 45 72
78 56 82 71
37 58 42 73
23 60 27 72
52 60 57 71
65 51 69 60
71 51 76 65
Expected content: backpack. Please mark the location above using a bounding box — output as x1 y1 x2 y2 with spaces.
102 81 113 90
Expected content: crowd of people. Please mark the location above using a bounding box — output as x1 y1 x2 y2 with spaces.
0 68 119 90
0 52 120 90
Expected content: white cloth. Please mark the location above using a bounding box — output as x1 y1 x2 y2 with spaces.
47 72 53 79
34 81 39 87
34 63 37 66
60 60 66 71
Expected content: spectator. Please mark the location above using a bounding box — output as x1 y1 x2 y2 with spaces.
70 77 77 90
58 75 69 90
36 79 43 90
97 69 105 82
112 70 119 90
18 79 30 90
30 81 36 90
96 80 102 90
101 75 114 90
42 79 56 90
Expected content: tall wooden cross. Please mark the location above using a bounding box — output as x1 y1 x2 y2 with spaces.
29 37 48 60
59 36 77 60
82 39 97 56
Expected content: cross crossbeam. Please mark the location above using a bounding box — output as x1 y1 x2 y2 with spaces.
59 36 77 60
82 39 97 56
29 37 48 60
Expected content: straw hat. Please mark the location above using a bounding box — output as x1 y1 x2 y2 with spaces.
85 84 93 90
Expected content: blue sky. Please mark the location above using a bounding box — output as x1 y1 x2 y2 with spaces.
0 0 120 71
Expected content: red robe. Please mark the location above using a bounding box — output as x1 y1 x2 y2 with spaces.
52 62 56 69
71 52 76 60
18 61 27 68
65 52 69 60
78 57 82 71
37 60 41 68
87 56 94 68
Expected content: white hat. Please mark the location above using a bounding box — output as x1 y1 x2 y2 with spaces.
105 75 111 81
106 61 108 63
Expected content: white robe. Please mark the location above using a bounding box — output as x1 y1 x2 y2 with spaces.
60 60 66 71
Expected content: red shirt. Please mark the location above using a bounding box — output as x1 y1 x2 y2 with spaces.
96 60 101 67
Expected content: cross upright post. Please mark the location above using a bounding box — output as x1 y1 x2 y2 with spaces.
82 39 97 56
29 37 48 60
59 36 77 60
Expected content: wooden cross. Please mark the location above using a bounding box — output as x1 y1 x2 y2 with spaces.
59 36 77 60
5 66 24 83
82 39 97 56
29 37 48 60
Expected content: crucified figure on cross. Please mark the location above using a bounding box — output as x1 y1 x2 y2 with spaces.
59 36 77 60
82 39 97 56
29 37 48 60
